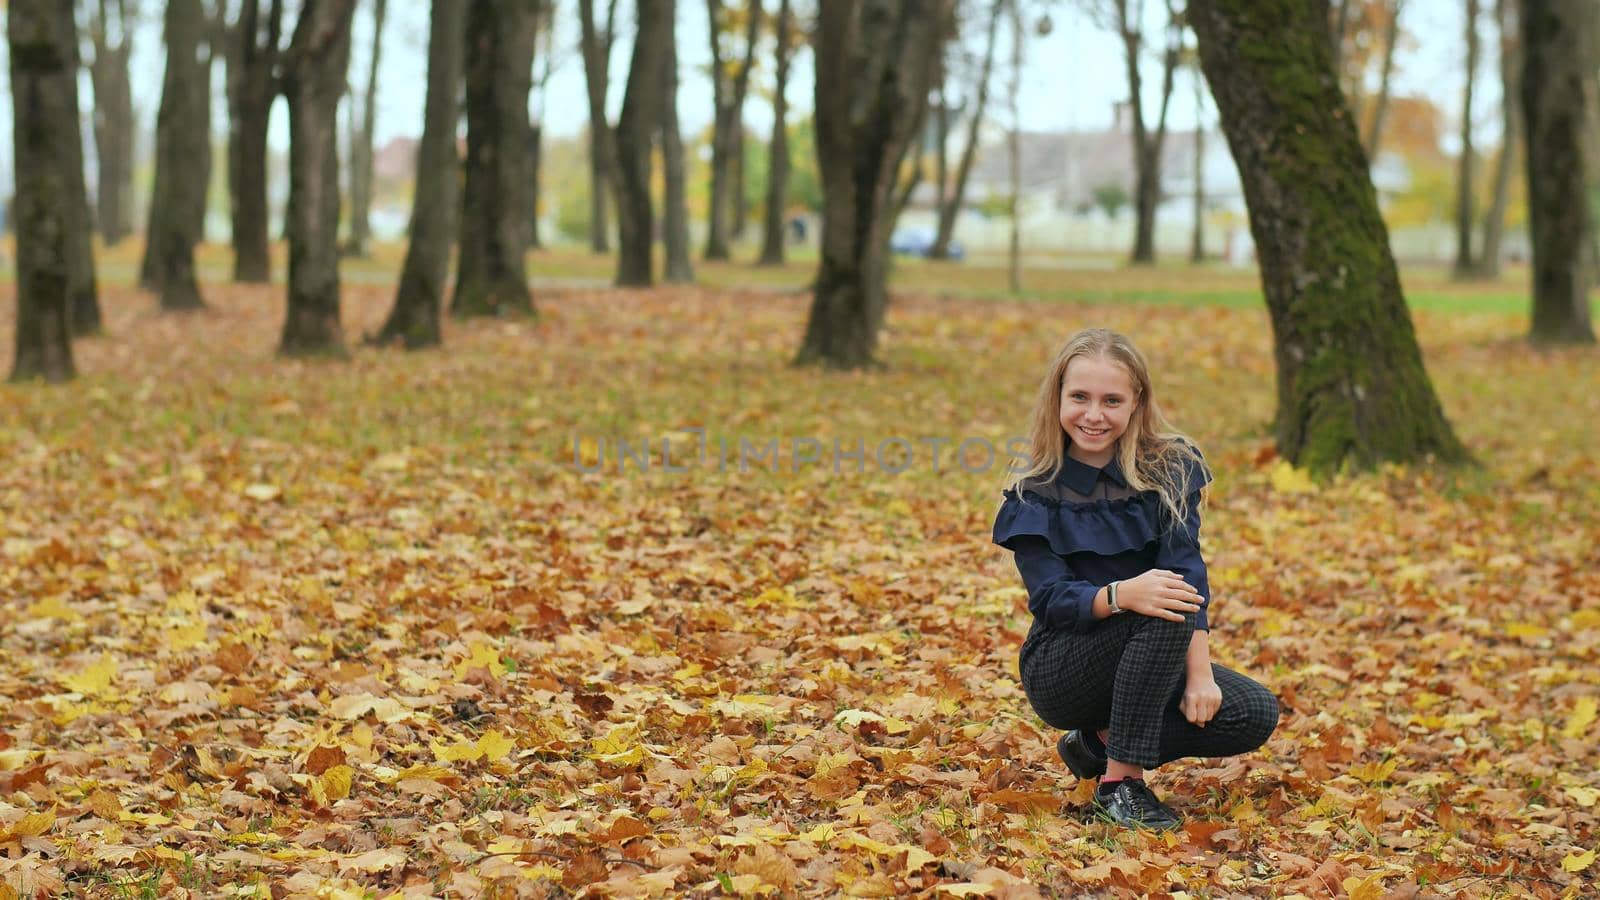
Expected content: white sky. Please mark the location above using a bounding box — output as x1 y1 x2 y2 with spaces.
0 0 1492 190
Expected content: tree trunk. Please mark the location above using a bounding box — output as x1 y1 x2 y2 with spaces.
453 0 536 317
226 0 282 283
614 0 671 286
57 2 100 336
578 0 619 253
703 0 763 260
150 0 211 312
88 0 135 247
931 0 1001 260
373 0 463 349
1190 57 1206 263
279 0 357 357
1364 0 1403 160
796 0 951 369
1521 0 1596 343
758 0 794 266
528 121 544 249
1452 0 1481 278
661 1 695 284
1478 0 1517 278
344 0 386 258
1007 0 1022 293
8 0 77 382
1123 0 1181 265
1190 0 1471 473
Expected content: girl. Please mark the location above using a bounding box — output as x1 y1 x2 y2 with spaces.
992 328 1279 830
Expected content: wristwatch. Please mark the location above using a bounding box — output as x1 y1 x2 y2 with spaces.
1107 581 1124 614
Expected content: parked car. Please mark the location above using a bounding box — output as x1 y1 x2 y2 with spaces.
889 227 965 261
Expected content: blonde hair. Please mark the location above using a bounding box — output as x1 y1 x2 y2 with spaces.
1004 327 1209 528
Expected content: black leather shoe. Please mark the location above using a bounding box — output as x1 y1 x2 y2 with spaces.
1093 779 1182 831
1057 730 1108 780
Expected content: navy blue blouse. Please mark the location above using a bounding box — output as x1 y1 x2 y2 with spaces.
992 448 1214 633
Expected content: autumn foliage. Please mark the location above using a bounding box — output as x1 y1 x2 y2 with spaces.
1 270 1597 896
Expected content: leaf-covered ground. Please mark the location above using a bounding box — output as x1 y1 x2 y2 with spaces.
1 268 1598 898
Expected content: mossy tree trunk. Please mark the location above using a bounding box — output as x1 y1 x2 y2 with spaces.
278 0 357 357
453 0 536 317
660 1 695 285
87 0 136 247
796 0 951 370
1190 0 1471 474
613 0 671 287
152 0 210 312
758 0 795 266
1521 0 1597 344
372 0 463 349
8 0 77 382
226 0 283 284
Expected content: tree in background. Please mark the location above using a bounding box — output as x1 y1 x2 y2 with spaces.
149 0 211 312
225 0 283 283
1187 41 1206 263
85 0 138 247
343 0 387 258
662 0 695 284
1451 0 1480 279
372 0 464 349
797 0 951 369
930 0 1002 261
58 1 101 336
1190 0 1470 473
758 0 797 266
1329 0 1406 162
705 0 764 260
578 0 620 253
527 2 561 251
1520 0 1596 343
278 0 357 357
614 0 672 286
453 0 537 317
9 0 78 382
1477 0 1517 277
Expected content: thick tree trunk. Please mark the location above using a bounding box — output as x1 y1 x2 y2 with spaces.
1364 0 1403 160
931 0 1001 260
1190 0 1471 473
1521 0 1596 343
614 0 671 286
578 0 619 253
703 0 763 260
1452 0 1481 278
661 2 695 284
344 0 386 258
797 0 951 369
758 0 794 266
8 0 77 382
227 0 282 283
279 0 357 357
151 0 210 312
1478 0 1517 278
453 0 536 317
88 0 135 247
373 0 463 349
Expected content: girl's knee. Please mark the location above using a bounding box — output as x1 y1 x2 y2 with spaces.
1245 688 1280 748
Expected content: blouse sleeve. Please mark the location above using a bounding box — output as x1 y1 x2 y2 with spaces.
1008 535 1103 634
1154 448 1214 631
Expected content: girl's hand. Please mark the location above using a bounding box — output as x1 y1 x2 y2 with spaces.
1116 569 1202 622
1181 675 1223 727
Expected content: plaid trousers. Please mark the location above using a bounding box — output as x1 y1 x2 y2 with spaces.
1019 611 1279 769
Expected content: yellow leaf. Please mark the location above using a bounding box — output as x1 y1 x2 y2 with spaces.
340 847 407 873
1504 621 1548 639
7 810 56 839
1342 873 1385 900
63 654 118 696
1561 848 1596 873
432 738 483 764
320 765 354 802
166 620 208 652
1269 460 1317 494
477 730 514 763
454 641 509 680
329 693 410 723
1562 697 1596 739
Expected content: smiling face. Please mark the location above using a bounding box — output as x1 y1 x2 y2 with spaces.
1060 354 1139 467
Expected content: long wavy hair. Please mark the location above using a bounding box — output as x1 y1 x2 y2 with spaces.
1005 328 1209 528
